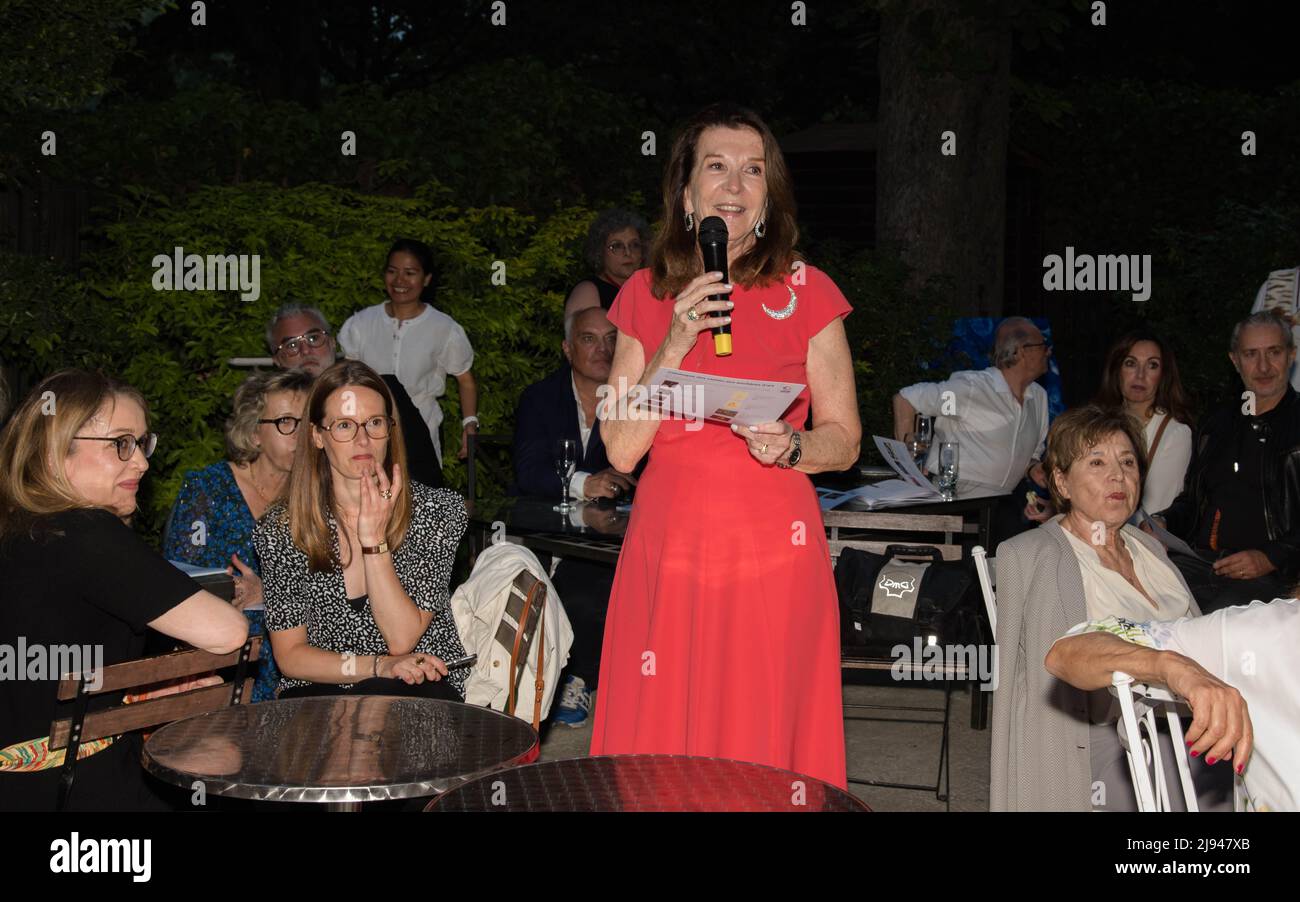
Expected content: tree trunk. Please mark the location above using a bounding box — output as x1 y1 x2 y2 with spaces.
876 0 1011 316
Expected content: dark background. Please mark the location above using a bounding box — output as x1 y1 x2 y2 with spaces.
2 0 1298 536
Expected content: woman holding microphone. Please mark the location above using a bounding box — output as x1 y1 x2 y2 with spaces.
591 104 861 789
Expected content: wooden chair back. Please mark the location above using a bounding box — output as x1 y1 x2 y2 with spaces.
50 636 262 809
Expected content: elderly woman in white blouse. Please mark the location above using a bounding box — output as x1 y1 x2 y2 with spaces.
991 405 1244 811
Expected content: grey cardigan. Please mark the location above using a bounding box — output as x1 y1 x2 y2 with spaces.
988 518 1200 811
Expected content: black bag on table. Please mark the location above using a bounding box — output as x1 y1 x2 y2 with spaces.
835 544 974 649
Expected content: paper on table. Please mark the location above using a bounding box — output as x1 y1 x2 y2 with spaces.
640 367 804 428
872 435 940 493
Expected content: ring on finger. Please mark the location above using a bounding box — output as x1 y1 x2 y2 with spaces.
380 489 392 499
760 443 768 454
686 306 700 321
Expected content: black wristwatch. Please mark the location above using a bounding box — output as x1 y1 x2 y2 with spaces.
777 431 802 469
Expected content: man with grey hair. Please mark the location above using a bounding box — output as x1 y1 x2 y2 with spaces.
1152 310 1300 612
264 302 442 487
892 316 1051 492
1250 264 1300 390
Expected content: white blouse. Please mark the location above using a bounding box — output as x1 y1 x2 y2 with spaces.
1141 411 1193 514
1061 522 1194 622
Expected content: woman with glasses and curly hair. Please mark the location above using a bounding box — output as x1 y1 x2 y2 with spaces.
162 368 313 701
0 370 247 810
254 359 471 700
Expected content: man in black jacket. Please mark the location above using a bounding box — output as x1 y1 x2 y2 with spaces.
1154 311 1300 612
511 305 637 726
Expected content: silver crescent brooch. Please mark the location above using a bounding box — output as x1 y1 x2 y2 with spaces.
762 285 798 320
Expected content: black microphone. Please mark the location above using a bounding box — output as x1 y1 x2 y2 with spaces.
697 216 733 357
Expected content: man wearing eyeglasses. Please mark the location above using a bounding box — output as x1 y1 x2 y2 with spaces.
894 316 1051 489
265 304 442 488
1150 311 1300 613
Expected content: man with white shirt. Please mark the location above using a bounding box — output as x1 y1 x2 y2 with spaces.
893 316 1051 490
511 306 637 726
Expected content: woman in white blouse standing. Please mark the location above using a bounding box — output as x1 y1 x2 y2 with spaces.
340 239 479 482
1094 330 1195 514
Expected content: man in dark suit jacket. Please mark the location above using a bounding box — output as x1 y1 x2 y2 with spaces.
512 306 636 726
512 306 636 501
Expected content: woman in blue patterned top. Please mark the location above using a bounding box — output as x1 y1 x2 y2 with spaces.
163 369 312 701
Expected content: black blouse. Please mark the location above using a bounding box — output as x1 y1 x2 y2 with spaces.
254 482 470 697
0 509 198 811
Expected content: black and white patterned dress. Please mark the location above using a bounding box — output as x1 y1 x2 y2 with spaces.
254 482 470 697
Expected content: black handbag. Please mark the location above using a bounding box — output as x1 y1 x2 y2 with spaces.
835 544 974 648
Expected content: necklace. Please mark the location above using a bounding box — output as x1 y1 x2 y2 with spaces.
246 460 284 505
762 285 798 320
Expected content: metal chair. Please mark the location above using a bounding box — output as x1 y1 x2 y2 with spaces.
465 431 513 506
1110 670 1198 812
971 544 996 635
829 510 967 806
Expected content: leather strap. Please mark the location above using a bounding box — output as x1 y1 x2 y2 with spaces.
1147 412 1172 463
506 581 547 731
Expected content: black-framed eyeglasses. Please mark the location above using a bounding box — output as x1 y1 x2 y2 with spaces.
274 329 330 357
74 432 158 461
606 240 643 257
318 415 394 443
257 416 302 436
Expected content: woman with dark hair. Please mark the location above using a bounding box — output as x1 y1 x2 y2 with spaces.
0 371 248 810
339 238 478 478
1094 330 1195 513
163 368 313 701
253 359 470 700
592 104 862 788
563 208 651 317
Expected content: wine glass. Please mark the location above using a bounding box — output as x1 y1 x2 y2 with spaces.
937 441 960 501
904 432 928 470
553 439 578 513
913 415 933 465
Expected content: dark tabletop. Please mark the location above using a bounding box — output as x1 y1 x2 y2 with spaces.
424 754 871 812
141 696 538 804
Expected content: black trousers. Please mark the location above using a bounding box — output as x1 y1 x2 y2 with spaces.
1168 551 1292 614
278 675 462 702
550 558 616 688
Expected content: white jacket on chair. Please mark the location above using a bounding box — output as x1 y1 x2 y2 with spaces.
450 542 574 722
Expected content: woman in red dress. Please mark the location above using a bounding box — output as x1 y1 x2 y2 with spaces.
592 104 862 789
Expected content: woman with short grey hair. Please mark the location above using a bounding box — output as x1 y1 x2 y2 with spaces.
564 208 652 317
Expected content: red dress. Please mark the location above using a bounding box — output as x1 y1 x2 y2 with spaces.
589 266 850 789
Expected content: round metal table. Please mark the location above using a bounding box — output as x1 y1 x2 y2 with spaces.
142 696 538 810
424 754 870 812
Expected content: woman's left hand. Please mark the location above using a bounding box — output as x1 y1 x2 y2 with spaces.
227 553 264 610
732 420 795 466
358 462 403 546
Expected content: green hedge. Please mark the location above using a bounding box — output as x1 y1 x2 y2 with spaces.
0 183 947 546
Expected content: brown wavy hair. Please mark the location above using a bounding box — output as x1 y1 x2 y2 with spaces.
0 370 149 542
1094 330 1195 427
650 103 801 299
279 360 411 572
1042 404 1149 515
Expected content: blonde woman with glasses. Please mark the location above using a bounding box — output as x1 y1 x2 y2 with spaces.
163 368 313 701
0 370 247 810
253 360 471 700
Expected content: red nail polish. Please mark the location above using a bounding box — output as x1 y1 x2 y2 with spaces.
1190 750 1199 757
1206 756 1217 765
1236 763 1244 775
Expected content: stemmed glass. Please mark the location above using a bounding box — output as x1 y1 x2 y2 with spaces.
553 439 578 513
913 414 934 467
937 441 960 502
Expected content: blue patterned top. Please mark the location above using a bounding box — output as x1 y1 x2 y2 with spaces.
162 461 279 701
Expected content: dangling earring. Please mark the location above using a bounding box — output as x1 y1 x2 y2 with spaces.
685 211 695 232
754 219 766 239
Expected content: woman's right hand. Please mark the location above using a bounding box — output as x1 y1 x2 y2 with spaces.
662 271 734 360
376 652 448 685
1163 653 1253 771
